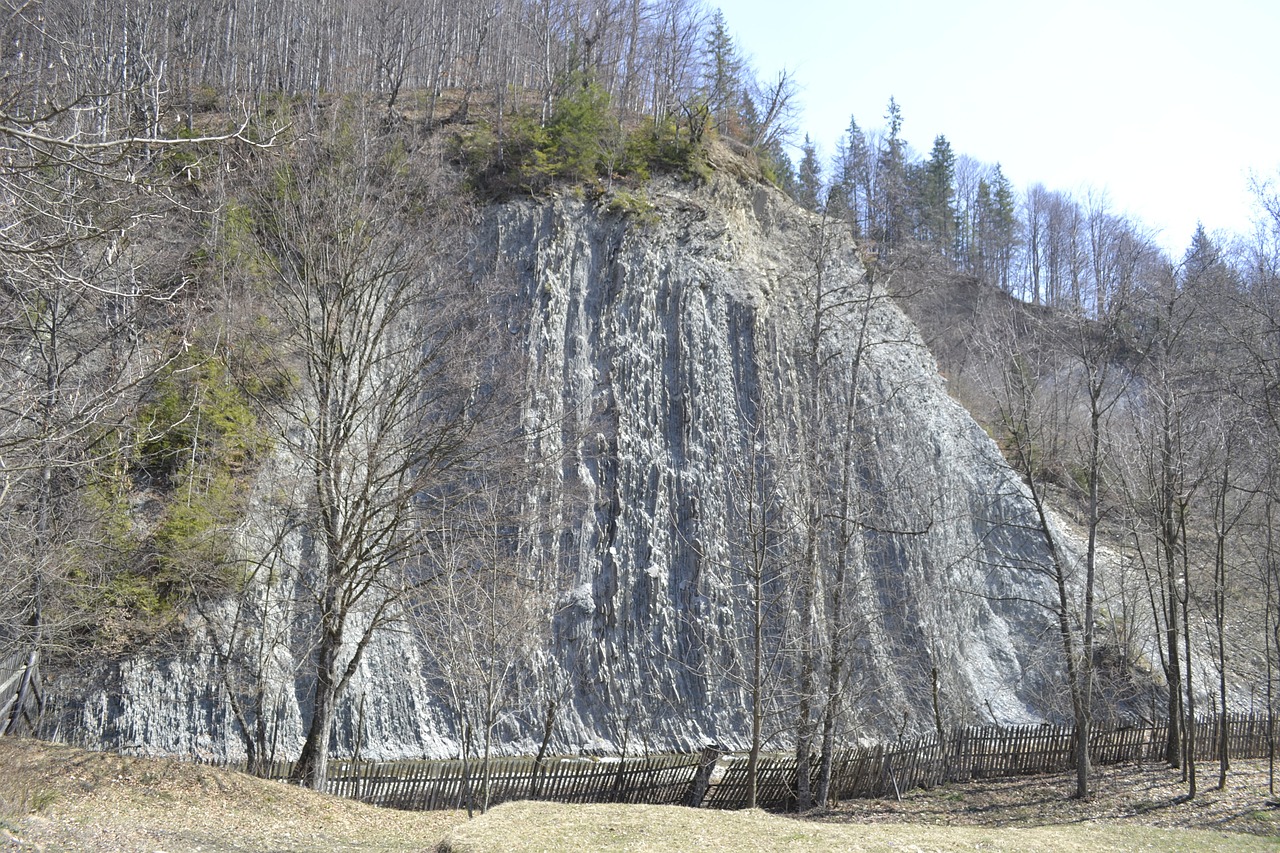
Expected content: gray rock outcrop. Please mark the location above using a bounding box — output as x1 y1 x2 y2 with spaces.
52 170 1063 761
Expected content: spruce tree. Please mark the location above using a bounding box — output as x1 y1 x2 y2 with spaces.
833 115 872 237
921 134 957 253
988 164 1018 290
876 97 909 248
703 10 744 138
796 135 823 211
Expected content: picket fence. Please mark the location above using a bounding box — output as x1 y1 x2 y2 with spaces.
237 712 1277 811
0 651 42 737
248 750 714 810
707 715 1275 810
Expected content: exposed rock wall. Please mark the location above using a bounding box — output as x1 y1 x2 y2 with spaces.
52 171 1063 761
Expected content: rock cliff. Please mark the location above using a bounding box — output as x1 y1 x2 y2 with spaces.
52 169 1064 761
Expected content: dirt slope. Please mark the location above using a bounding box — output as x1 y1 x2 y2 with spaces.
0 738 463 851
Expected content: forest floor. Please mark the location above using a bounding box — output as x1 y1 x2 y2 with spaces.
3 736 1279 851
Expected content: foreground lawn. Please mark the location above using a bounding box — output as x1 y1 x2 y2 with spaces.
4 736 1278 852
0 737 463 852
437 800 1278 853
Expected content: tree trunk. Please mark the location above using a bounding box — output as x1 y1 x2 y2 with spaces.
1161 413 1183 767
1164 568 1183 766
748 561 763 810
1074 712 1091 799
292 630 341 790
1180 502 1197 798
816 538 850 807
815 677 839 807
1214 461 1231 791
793 522 818 812
1075 402 1102 799
531 699 557 798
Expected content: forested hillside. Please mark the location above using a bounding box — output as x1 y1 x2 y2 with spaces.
2 0 1280 805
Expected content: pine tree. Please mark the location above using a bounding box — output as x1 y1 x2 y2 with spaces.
1183 222 1221 280
919 134 956 253
831 115 872 237
971 177 994 279
702 10 744 138
876 97 909 248
826 136 852 222
964 164 1018 290
767 145 797 196
988 164 1018 291
796 135 823 211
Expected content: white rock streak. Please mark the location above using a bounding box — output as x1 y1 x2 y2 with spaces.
61 173 1065 760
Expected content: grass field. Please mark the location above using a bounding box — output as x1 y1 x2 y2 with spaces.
437 800 1278 852
3 737 1278 852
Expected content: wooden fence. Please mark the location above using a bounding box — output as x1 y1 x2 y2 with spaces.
705 713 1279 810
0 650 41 737
225 713 1277 812
246 750 713 811
9 708 1274 810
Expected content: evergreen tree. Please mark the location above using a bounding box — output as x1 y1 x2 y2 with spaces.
769 146 798 197
875 97 909 248
919 134 956 253
1181 222 1240 302
965 163 1019 290
1183 222 1221 280
832 115 872 237
702 10 744 138
796 135 823 211
826 136 852 222
738 90 762 145
970 177 994 279
850 119 874 236
988 164 1018 291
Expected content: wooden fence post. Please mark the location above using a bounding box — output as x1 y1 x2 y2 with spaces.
685 743 726 808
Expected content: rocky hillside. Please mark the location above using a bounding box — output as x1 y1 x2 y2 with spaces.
47 161 1069 761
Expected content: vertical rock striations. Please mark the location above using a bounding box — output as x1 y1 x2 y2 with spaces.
54 171 1062 760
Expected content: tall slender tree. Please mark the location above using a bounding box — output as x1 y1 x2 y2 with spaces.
252 116 499 789
918 134 956 254
796 135 823 212
875 97 909 249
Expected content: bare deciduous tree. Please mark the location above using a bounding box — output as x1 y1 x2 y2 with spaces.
250 115 501 789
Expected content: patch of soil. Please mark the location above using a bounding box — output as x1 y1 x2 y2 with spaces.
812 759 1280 837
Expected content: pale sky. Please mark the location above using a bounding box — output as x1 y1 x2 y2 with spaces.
714 0 1279 257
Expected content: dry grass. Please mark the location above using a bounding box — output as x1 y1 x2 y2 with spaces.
0 737 463 851
437 800 1277 853
3 737 1279 852
817 758 1280 836
432 758 1280 853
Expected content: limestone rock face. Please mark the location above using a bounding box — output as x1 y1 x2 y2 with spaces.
54 172 1061 760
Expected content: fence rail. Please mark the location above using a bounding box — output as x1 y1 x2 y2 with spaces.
217 712 1277 812
705 713 1279 809
244 750 711 811
0 650 41 737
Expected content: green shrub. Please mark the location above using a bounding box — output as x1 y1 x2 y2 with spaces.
126 344 275 607
137 347 271 482
543 79 617 182
454 76 710 197
622 116 708 183
102 570 166 617
606 189 657 224
150 465 246 597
